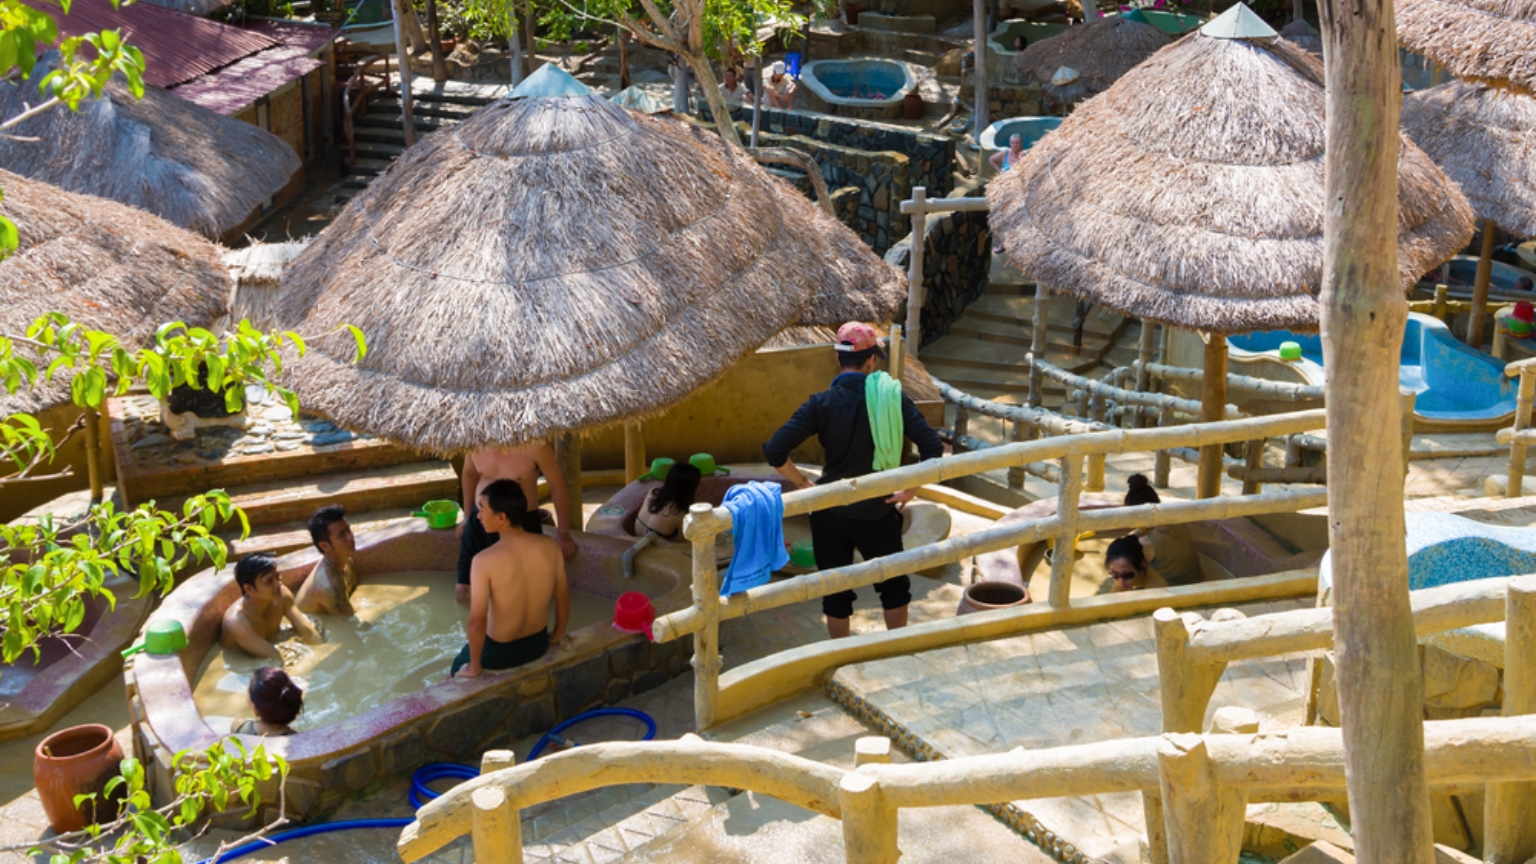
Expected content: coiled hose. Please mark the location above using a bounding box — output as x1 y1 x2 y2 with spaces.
200 706 657 863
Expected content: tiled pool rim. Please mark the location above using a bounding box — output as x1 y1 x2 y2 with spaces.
798 58 919 119
124 524 693 820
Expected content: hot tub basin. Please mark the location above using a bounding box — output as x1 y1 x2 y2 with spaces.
584 463 952 575
979 116 1062 180
798 58 919 120
124 525 692 820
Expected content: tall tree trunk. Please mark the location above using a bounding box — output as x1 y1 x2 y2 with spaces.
400 0 429 55
617 26 630 89
507 2 523 86
973 0 989 135
524 4 538 77
424 0 448 81
1318 0 1433 859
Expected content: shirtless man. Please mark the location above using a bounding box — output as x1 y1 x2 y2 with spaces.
222 554 323 659
294 505 357 616
450 479 570 679
456 442 578 602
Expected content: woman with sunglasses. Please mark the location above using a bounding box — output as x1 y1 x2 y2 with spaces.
1103 535 1168 592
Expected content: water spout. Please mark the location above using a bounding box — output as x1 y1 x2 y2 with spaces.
622 532 659 579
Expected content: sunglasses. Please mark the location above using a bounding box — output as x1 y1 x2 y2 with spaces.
1110 571 1139 582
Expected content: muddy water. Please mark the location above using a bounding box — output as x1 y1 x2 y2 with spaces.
191 571 615 732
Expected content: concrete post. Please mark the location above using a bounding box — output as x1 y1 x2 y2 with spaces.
1508 371 1534 497
840 772 899 864
1048 452 1083 608
689 502 723 730
471 786 521 864
1157 734 1247 864
855 737 893 767
1485 574 1536 863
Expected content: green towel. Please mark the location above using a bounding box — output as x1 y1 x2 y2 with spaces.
865 370 904 471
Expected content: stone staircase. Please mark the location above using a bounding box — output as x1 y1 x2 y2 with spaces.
342 84 502 196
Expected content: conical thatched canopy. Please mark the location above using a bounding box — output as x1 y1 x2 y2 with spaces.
1279 19 1321 55
1013 13 1170 105
988 11 1475 334
0 169 232 416
1397 0 1536 94
274 74 905 454
0 53 300 240
1402 81 1536 238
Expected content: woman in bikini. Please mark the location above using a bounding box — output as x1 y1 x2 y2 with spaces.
231 666 303 737
632 464 703 540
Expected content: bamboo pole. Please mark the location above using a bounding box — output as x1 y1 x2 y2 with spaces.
1318 0 1433 850
1030 287 1049 407
390 0 416 147
1157 735 1248 864
840 772 899 864
905 188 928 352
470 786 521 864
1145 363 1324 401
554 432 583 534
83 406 103 505
623 422 645 485
1470 220 1497 348
1155 405 1174 487
1505 368 1534 497
687 502 722 730
1007 420 1026 489
1197 334 1228 499
888 325 906 382
1047 453 1083 608
972 0 988 137
1485 574 1536 863
1240 439 1264 496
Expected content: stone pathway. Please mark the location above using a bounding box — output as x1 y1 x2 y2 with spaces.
116 389 366 470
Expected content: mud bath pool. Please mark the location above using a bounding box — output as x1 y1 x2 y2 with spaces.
190 571 617 732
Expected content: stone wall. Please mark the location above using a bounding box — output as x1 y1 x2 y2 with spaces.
733 107 954 197
988 85 1045 121
883 182 991 348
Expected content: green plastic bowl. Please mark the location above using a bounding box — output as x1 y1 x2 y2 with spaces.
1278 341 1304 362
1511 319 1532 336
413 499 461 530
790 538 817 569
641 457 675 482
122 619 187 658
688 453 729 476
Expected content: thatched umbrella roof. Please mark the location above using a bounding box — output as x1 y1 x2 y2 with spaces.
988 5 1475 335
1402 80 1536 238
1013 12 1170 105
274 66 906 454
1397 0 1536 94
0 53 300 240
0 169 232 416
1279 19 1321 55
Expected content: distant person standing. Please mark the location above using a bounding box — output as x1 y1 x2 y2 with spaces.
457 442 578 603
764 60 797 109
763 322 945 638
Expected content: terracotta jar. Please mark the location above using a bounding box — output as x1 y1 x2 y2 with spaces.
34 724 125 833
957 580 1030 616
901 91 924 121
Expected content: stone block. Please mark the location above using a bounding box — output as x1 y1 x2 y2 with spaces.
519 673 551 697
668 655 688 678
1278 841 1353 864
510 693 557 738
605 678 631 704
1422 644 1501 712
608 639 649 677
321 748 377 792
282 776 323 820
633 669 670 695
554 654 610 715
379 727 425 776
427 696 515 756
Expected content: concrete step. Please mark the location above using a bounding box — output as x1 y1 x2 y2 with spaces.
373 94 484 119
348 157 397 176
213 461 458 527
222 506 424 559
387 86 500 108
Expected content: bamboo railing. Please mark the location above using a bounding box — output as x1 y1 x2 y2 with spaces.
1497 357 1536 496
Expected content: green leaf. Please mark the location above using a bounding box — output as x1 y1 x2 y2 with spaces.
0 214 18 261
346 324 368 362
0 32 17 80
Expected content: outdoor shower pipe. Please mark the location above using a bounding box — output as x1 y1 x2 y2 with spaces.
199 707 658 863
622 531 659 579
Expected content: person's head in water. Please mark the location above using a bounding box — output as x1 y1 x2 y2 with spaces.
307 504 355 567
1013 35 1026 50
649 463 703 515
1124 473 1160 506
235 554 280 602
1518 276 1534 292
1105 535 1149 592
476 478 529 535
835 321 887 375
248 666 303 730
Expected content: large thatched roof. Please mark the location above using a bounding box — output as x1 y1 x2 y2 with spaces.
1397 0 1536 94
988 6 1475 334
0 53 300 240
1279 19 1321 55
274 68 905 454
1402 80 1536 237
0 169 232 416
1013 13 1170 105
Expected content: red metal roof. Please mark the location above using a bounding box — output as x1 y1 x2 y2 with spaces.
24 0 279 89
170 19 335 115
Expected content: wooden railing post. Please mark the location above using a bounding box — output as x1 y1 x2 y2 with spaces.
1153 609 1229 733
1154 406 1174 487
1157 734 1247 864
688 502 723 730
840 772 899 864
623 421 646 485
905 188 928 353
888 324 906 381
855 737 893 767
1241 439 1264 496
1401 389 1416 476
1485 574 1536 863
953 403 969 452
1048 452 1083 608
1433 283 1449 322
1029 287 1049 407
1007 419 1027 489
554 432 584 533
1508 369 1535 497
470 786 521 864
1086 453 1106 492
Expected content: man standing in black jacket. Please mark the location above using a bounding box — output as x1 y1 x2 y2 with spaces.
763 323 946 638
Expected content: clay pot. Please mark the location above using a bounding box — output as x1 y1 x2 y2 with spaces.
34 724 125 833
957 580 1030 615
901 91 924 120
845 2 865 24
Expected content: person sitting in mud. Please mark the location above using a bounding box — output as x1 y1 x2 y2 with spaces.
1121 474 1203 586
451 480 570 679
457 442 578 603
1104 535 1168 593
628 463 703 540
221 553 323 659
764 61 796 109
232 666 303 737
294 504 357 616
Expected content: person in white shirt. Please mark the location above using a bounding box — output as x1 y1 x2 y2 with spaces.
764 60 796 109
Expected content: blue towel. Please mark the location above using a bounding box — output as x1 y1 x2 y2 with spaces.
720 482 789 596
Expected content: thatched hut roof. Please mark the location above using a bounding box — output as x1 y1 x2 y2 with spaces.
988 5 1475 334
1279 19 1321 54
273 67 905 454
0 53 300 240
1402 81 1536 238
1013 13 1170 105
0 169 231 416
1397 0 1536 94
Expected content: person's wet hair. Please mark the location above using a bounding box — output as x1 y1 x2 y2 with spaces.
307 504 347 550
480 478 529 527
1105 535 1147 574
1124 473 1161 506
248 666 304 726
235 554 278 594
649 463 703 515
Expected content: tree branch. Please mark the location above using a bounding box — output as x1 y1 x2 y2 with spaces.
0 96 63 133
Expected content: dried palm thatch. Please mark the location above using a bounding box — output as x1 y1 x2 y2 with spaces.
1402 80 1536 237
0 53 300 240
0 169 232 416
1279 19 1321 55
222 241 311 331
1397 0 1536 94
989 26 1475 334
275 89 906 454
1013 15 1170 105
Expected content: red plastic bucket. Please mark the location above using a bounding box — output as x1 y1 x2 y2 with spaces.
613 592 656 641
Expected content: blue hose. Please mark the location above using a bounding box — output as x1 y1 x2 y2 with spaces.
199 706 657 862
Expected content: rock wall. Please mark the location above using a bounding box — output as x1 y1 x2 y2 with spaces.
883 182 991 348
988 85 1045 121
